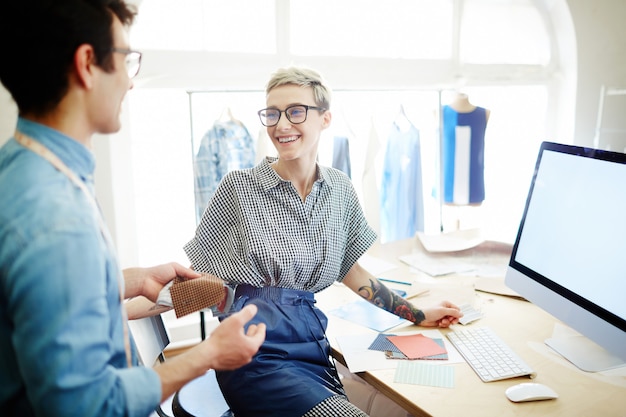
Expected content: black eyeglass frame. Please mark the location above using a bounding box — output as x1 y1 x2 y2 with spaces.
257 104 327 127
111 47 142 78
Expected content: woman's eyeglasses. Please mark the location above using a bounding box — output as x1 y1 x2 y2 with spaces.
257 104 326 127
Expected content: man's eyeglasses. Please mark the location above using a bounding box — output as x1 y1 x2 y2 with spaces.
257 105 326 127
111 47 142 78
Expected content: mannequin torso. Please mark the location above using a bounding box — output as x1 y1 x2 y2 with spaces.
449 93 491 120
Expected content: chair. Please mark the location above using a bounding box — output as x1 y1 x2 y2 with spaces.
128 314 231 417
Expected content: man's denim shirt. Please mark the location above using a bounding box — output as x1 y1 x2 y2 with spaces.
0 118 160 417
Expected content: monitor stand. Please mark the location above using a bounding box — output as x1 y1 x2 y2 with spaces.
545 335 626 372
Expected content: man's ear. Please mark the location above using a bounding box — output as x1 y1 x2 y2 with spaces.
73 44 96 89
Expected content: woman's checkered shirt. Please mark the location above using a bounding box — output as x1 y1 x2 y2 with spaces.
184 157 377 293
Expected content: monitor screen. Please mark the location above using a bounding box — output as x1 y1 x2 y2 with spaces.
505 141 626 372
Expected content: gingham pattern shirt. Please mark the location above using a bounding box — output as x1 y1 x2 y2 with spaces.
184 157 377 293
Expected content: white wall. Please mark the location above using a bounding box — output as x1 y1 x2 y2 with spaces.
567 0 626 149
92 114 139 268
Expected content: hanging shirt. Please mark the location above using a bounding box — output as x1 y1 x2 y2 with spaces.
380 122 424 243
332 136 352 178
193 120 255 223
362 121 381 236
442 105 488 205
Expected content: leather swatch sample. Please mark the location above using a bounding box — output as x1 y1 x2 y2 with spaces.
170 273 226 318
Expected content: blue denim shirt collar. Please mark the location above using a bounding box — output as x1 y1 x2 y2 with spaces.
16 117 96 183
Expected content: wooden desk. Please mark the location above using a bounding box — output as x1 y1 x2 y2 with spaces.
316 238 626 417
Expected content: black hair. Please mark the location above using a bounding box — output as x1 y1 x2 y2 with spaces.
0 0 136 116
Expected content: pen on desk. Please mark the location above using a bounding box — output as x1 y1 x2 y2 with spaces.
378 277 412 286
405 289 430 300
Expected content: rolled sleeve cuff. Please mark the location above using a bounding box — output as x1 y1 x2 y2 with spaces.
119 366 161 417
338 226 378 281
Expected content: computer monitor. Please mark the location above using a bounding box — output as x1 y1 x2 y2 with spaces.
505 141 626 372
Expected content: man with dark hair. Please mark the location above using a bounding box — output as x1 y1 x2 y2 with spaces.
0 1 265 416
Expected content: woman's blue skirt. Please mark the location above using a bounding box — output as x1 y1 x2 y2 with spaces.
216 285 346 417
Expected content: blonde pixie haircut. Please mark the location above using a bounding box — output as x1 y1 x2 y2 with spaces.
265 66 332 110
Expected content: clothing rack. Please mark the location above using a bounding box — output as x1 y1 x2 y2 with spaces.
186 88 449 233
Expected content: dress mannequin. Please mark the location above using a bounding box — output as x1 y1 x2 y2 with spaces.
441 93 490 230
449 93 490 120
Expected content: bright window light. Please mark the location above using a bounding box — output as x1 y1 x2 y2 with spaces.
290 0 453 59
460 0 550 65
130 0 276 53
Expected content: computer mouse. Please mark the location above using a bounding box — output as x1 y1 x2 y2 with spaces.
505 382 558 402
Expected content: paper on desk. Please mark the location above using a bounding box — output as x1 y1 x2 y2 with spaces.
473 276 523 298
457 303 484 325
399 253 475 277
416 228 484 253
394 362 455 388
336 333 393 373
328 298 410 332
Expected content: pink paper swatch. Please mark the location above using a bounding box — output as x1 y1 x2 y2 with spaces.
386 334 447 359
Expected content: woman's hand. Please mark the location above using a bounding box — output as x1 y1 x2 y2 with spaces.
419 301 463 327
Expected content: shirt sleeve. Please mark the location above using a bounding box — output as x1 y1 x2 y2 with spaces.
6 224 161 417
184 171 254 285
185 171 239 274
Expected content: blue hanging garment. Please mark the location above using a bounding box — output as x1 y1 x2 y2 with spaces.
442 105 488 205
332 136 352 178
380 121 424 243
193 119 255 223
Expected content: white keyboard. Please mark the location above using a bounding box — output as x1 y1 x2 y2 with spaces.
446 326 537 382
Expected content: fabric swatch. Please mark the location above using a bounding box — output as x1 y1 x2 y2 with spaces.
386 334 447 359
368 333 402 353
170 273 225 318
394 362 455 388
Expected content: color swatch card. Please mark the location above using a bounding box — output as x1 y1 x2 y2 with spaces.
394 362 455 388
369 334 449 360
386 334 447 359
416 338 448 360
368 333 402 353
458 303 484 325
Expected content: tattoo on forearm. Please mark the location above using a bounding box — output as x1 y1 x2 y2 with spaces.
357 278 425 324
